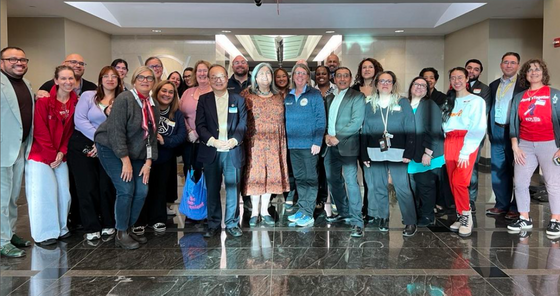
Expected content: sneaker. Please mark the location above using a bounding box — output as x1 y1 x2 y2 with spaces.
458 211 473 237
450 214 461 232
249 216 259 227
262 215 276 226
152 223 166 232
288 212 304 222
331 204 338 215
295 215 314 227
101 228 115 236
546 220 560 236
507 217 533 231
351 225 363 237
379 218 389 232
132 226 145 235
85 232 101 241
403 225 417 237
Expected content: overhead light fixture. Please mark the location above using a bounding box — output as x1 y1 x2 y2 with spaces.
152 29 162 33
395 30 404 33
313 35 342 62
222 30 231 33
326 31 335 34
216 35 243 58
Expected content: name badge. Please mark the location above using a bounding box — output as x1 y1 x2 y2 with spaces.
285 102 293 105
535 99 546 106
229 106 238 113
392 105 401 112
146 145 153 159
473 88 481 94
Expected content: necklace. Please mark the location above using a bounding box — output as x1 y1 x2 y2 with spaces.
527 85 544 100
258 89 271 96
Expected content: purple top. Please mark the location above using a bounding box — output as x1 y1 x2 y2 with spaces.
74 90 107 141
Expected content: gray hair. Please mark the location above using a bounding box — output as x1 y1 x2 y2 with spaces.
250 62 278 95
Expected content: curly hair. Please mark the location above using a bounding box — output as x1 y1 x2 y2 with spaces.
519 58 550 88
354 58 384 87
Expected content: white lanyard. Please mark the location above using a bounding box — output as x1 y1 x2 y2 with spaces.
379 105 390 134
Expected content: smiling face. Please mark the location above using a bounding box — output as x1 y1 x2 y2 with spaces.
209 66 228 93
410 78 428 98
526 63 543 85
256 66 272 90
146 58 163 79
64 54 85 78
0 48 28 78
183 69 194 87
55 69 76 94
501 55 520 78
334 68 351 90
449 70 467 92
361 60 375 80
232 55 248 76
133 70 155 95
157 83 175 107
315 67 329 87
422 71 437 91
168 72 181 88
196 64 209 85
101 69 119 92
292 66 309 89
326 54 339 73
465 62 482 81
115 62 128 80
275 70 289 89
376 73 394 95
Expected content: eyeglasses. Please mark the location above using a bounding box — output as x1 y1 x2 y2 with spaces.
1 57 29 64
65 60 86 67
413 83 427 89
450 76 466 82
102 74 119 80
233 60 247 66
294 71 308 76
183 75 191 80
136 75 155 82
501 61 518 66
335 73 350 78
148 65 162 70
210 75 226 82
527 68 542 73
378 79 393 85
115 66 127 71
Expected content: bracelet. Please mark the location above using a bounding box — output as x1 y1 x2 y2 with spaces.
424 152 434 159
143 164 151 169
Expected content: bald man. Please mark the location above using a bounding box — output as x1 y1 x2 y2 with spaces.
39 53 96 95
326 54 340 81
227 55 251 94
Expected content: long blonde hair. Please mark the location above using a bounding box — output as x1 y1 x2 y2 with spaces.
369 71 401 113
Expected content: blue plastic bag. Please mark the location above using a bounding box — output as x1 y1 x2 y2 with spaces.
179 171 207 220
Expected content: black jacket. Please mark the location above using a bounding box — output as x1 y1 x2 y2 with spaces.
411 99 444 163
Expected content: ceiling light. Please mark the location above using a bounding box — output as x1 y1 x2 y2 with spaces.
325 31 335 34
222 30 231 33
313 35 342 62
152 29 162 33
395 30 404 33
216 35 243 58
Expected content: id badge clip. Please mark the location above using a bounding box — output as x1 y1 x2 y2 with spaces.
383 132 393 148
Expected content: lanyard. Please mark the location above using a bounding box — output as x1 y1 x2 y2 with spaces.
379 105 390 134
496 77 515 101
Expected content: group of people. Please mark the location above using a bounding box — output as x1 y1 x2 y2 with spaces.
1 46 559 256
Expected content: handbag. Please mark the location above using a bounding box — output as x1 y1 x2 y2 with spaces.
179 170 207 220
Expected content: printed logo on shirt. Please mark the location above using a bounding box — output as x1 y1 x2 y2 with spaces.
450 110 463 117
300 98 308 106
553 94 558 104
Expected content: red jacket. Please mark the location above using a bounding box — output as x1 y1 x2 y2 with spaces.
28 85 78 164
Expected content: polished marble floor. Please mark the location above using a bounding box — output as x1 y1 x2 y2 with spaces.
1 171 559 296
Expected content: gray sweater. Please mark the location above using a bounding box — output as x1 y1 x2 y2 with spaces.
95 90 160 160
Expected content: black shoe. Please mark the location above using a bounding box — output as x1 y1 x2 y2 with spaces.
366 216 380 228
115 230 140 250
350 226 363 238
37 238 57 247
203 227 220 238
59 232 71 239
129 231 148 244
469 201 477 213
379 218 389 232
417 217 434 227
403 225 417 237
226 226 243 237
326 214 345 223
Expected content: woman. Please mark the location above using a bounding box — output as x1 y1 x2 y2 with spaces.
442 67 486 237
179 60 211 191
406 77 445 227
314 65 336 98
145 56 164 83
26 65 78 246
135 80 186 234
167 71 187 97
68 66 122 241
285 63 326 227
95 66 160 250
111 59 131 91
361 71 417 236
508 59 560 236
241 63 290 226
274 68 290 98
183 67 195 89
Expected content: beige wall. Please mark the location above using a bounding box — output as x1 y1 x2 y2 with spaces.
1 0 7 49
7 17 66 91
111 35 216 83
343 35 445 94
543 0 560 87
64 19 111 83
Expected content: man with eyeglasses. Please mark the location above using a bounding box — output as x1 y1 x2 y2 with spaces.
196 64 247 238
38 53 96 96
1 47 34 257
323 67 366 238
486 52 527 220
464 58 491 214
227 55 251 94
145 57 164 83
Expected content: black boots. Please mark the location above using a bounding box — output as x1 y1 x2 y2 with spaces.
115 230 140 250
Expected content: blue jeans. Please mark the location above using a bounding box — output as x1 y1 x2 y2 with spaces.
96 143 148 231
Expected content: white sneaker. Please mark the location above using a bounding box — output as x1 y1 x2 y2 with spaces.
101 228 115 236
450 214 461 231
152 223 166 232
458 211 473 237
85 232 101 241
132 226 145 235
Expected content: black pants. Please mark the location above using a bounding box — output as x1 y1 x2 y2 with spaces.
290 149 319 216
436 164 455 209
182 142 203 182
67 131 116 233
136 157 173 226
410 168 441 221
166 156 178 203
316 155 328 204
284 150 298 203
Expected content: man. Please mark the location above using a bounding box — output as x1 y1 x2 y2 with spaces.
145 56 164 83
486 52 526 220
183 67 195 88
227 55 251 94
39 53 96 95
196 64 247 238
465 59 491 213
323 67 366 237
326 53 340 81
1 47 34 257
